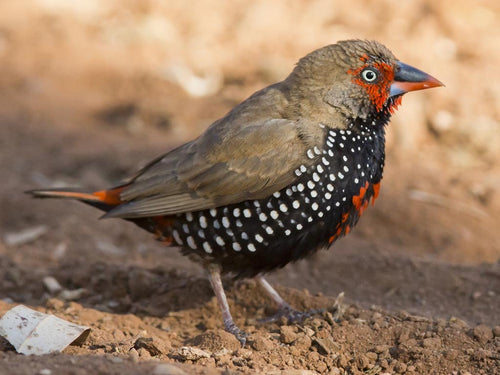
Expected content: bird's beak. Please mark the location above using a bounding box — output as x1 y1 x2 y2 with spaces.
389 61 444 97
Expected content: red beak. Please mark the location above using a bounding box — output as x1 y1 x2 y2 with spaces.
390 61 444 97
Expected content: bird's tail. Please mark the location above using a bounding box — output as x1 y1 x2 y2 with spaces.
27 187 125 212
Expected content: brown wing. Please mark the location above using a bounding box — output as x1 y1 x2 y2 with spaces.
103 117 322 219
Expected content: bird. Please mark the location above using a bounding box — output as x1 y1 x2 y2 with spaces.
28 40 443 345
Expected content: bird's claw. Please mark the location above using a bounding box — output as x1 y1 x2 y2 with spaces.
225 322 248 346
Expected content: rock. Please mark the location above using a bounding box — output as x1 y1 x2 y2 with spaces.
134 337 162 356
42 276 63 294
292 334 312 350
422 337 442 350
280 325 298 344
473 324 493 344
177 346 211 361
250 336 274 351
152 363 187 375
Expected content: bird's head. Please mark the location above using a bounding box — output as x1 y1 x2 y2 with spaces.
288 40 443 125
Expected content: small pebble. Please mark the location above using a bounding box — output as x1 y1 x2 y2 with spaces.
152 363 187 375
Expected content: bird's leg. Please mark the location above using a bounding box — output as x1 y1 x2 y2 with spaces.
207 265 247 345
257 276 321 323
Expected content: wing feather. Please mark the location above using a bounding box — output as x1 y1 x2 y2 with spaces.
105 87 324 219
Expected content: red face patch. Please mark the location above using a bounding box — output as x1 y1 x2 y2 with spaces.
348 56 396 112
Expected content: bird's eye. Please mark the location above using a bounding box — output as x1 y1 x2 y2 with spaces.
361 68 379 83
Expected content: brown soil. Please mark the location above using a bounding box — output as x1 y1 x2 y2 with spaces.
0 1 499 374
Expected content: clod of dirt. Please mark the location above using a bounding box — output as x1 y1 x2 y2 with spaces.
188 330 241 352
473 324 493 344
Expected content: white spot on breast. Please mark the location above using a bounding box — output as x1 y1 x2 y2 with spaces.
182 224 189 233
326 140 333 147
187 236 196 249
241 232 248 240
300 165 307 173
335 202 340 207
307 180 315 189
292 200 300 209
197 230 205 239
279 203 288 213
313 172 320 182
285 229 291 236
185 212 193 222
343 155 348 162
253 201 260 207
354 178 359 184
199 216 207 228
343 166 349 172
316 164 324 173
326 205 331 211
357 164 361 169
310 190 318 198
265 226 274 235
259 213 267 222
325 192 332 200
296 223 303 230
222 217 230 228
210 209 217 217
295 169 302 177
213 220 220 229
297 183 305 192
255 234 264 243
329 174 336 182
243 209 252 218
286 188 293 196
215 236 225 246
318 211 324 218
233 242 242 251
307 149 314 159
172 230 183 245
322 157 330 165
312 202 319 211
327 183 334 192
203 241 213 253
339 143 345 148
338 172 344 179
233 208 240 217
270 210 279 219
273 191 281 198
248 243 256 252
314 146 321 155
236 219 243 227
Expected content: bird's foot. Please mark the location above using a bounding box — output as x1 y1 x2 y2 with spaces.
224 321 248 346
259 304 324 324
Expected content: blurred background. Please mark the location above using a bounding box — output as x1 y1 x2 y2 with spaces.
0 0 498 275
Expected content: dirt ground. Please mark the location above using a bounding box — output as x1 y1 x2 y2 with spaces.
0 1 499 374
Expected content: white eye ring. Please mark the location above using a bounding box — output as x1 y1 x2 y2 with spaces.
361 68 378 83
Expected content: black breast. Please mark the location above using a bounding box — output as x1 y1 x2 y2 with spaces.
169 121 386 278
